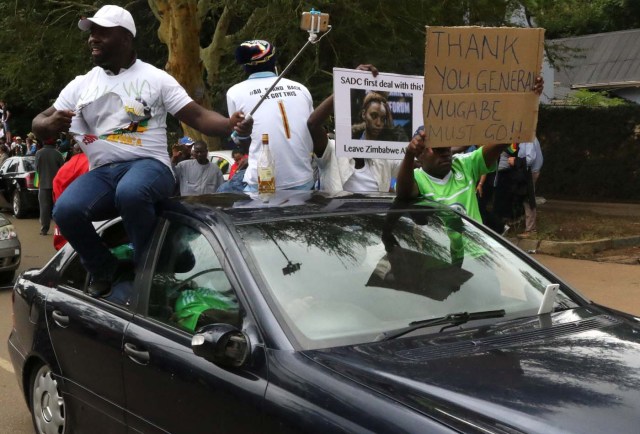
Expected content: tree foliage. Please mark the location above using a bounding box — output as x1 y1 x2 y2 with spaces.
0 0 639 140
522 0 640 38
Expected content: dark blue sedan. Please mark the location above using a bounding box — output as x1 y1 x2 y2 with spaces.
8 191 640 433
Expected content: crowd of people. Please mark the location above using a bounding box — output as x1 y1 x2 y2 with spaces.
21 4 543 299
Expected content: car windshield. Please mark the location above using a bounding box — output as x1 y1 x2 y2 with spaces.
237 208 575 349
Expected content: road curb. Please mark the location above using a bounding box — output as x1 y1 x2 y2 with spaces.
509 235 640 256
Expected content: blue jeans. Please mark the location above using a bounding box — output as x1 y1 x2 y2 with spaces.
217 169 247 193
53 158 175 278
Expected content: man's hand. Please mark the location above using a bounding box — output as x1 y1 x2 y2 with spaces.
49 109 75 132
407 128 426 157
534 75 544 96
32 107 74 142
229 111 253 137
355 64 379 77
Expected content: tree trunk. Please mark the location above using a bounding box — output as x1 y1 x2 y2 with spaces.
148 0 221 148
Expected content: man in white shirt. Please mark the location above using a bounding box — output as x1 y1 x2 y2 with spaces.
227 40 315 191
32 5 252 297
175 141 224 196
308 65 400 193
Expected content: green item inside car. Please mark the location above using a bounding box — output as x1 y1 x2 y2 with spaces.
174 287 238 331
110 243 134 261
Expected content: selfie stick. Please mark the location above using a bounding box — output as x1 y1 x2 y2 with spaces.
244 10 331 122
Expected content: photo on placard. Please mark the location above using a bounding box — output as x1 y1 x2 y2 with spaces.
349 90 413 142
334 68 423 159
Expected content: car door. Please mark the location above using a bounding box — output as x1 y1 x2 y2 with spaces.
122 215 268 433
45 220 136 432
0 158 17 198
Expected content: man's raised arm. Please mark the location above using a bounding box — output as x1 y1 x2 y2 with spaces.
396 129 424 200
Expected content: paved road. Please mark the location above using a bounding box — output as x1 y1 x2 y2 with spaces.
0 215 55 434
535 253 640 315
0 215 637 433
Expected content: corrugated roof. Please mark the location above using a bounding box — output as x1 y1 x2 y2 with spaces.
550 28 640 90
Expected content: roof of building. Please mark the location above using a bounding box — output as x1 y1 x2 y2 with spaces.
550 28 640 91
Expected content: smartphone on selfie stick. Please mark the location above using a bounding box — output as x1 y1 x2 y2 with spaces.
243 10 331 122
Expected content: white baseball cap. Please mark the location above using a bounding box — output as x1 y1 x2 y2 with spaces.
78 5 136 37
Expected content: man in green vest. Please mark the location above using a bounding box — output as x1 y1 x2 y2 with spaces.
396 77 544 224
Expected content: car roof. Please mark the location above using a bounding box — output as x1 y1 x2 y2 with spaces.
165 191 450 225
207 150 232 158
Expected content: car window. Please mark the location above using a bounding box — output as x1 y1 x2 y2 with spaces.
237 209 574 349
58 220 135 307
6 161 18 173
22 158 35 171
148 222 240 333
59 254 88 290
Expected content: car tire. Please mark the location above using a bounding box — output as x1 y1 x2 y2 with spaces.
30 363 68 434
13 189 26 219
0 270 15 283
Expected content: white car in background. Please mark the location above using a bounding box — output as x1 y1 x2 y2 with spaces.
208 150 234 181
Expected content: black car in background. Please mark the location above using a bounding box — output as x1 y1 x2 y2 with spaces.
0 156 39 218
0 212 20 282
8 191 640 433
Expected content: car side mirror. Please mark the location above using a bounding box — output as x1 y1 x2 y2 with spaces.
191 323 250 368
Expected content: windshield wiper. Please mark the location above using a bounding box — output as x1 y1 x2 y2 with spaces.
374 309 506 342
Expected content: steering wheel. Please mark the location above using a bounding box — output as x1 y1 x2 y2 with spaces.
169 267 223 293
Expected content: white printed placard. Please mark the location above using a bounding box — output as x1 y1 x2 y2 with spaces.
333 68 423 159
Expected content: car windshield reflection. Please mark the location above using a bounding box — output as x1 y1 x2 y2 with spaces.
238 209 573 349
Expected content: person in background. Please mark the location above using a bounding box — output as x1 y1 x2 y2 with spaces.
493 143 533 235
397 128 502 223
0 101 12 144
52 144 89 250
175 140 224 195
26 136 37 155
35 139 65 235
396 80 543 225
32 5 252 297
518 136 544 237
308 65 402 193
0 144 9 166
228 147 247 180
227 39 315 191
10 136 23 156
171 143 191 166
476 172 503 233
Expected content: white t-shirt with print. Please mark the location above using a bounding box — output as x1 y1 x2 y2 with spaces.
226 73 314 189
54 60 193 170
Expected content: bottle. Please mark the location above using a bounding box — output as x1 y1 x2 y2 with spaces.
257 133 275 200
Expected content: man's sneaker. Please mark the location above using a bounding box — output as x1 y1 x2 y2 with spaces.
501 224 510 236
87 278 112 298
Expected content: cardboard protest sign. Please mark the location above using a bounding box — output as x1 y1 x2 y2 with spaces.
333 68 423 159
424 26 544 147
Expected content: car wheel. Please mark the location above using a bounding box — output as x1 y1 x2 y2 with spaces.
13 189 26 219
30 363 67 434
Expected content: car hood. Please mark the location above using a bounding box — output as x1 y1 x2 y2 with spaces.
304 308 640 433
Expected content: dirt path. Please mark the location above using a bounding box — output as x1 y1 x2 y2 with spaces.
535 254 640 315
